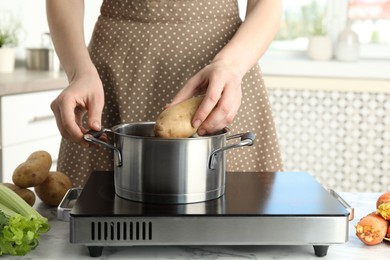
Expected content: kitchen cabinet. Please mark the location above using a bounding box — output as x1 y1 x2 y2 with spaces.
0 89 62 182
0 68 67 183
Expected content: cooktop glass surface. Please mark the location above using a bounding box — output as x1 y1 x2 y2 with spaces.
71 171 349 217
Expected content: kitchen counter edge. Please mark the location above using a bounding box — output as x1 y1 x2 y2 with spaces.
0 68 67 97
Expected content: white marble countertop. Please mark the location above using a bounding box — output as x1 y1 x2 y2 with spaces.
3 192 390 260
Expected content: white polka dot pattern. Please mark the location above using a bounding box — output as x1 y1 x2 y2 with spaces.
57 0 283 187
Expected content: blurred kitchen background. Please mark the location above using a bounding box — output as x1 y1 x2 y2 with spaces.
0 0 389 192
0 0 100 63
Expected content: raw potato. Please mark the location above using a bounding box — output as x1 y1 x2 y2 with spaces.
1 182 36 206
154 95 204 138
388 225 390 239
34 171 72 207
376 191 390 208
12 150 52 188
376 191 390 220
355 212 388 245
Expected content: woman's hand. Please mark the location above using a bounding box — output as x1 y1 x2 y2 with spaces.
168 60 243 135
167 0 281 136
50 72 104 145
46 0 105 145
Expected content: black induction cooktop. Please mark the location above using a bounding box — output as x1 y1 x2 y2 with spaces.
68 171 352 258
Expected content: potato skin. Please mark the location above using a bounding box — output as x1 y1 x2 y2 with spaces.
376 192 390 220
388 225 390 239
1 182 36 206
376 191 390 208
34 171 72 207
12 150 52 188
154 96 204 138
355 212 388 245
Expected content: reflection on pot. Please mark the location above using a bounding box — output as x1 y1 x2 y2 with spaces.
114 193 226 215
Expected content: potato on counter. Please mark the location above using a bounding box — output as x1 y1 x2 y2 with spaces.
376 192 390 220
355 191 390 246
154 95 204 138
12 150 52 188
34 171 72 207
1 182 36 206
355 212 388 245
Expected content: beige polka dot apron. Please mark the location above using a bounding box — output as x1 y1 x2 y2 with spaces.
57 0 283 187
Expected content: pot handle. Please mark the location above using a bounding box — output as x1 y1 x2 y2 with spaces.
83 129 123 167
209 132 256 169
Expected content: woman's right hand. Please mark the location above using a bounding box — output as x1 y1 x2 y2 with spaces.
50 71 104 145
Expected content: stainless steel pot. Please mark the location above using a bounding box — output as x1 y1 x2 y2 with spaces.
84 122 255 204
25 33 60 71
25 48 60 71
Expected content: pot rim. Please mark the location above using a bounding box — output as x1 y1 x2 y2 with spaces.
110 121 229 140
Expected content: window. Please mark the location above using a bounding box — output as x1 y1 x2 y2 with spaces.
349 0 390 44
272 0 390 59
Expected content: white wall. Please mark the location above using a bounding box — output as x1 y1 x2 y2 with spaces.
0 0 101 60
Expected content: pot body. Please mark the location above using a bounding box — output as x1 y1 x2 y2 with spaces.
111 122 227 204
26 48 60 71
85 122 255 204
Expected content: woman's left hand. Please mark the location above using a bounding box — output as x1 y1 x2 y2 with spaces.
167 60 243 136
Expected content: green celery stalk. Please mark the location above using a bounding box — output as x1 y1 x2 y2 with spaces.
0 203 17 218
0 184 50 256
0 184 42 219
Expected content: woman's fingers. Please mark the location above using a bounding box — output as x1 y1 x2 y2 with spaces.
51 91 90 144
168 61 243 135
192 78 224 130
196 81 242 135
50 99 70 139
192 67 242 135
60 100 85 141
50 73 104 144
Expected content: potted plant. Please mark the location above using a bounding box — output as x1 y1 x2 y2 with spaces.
304 1 333 61
0 14 21 73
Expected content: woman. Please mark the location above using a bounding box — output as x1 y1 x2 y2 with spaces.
46 0 283 187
